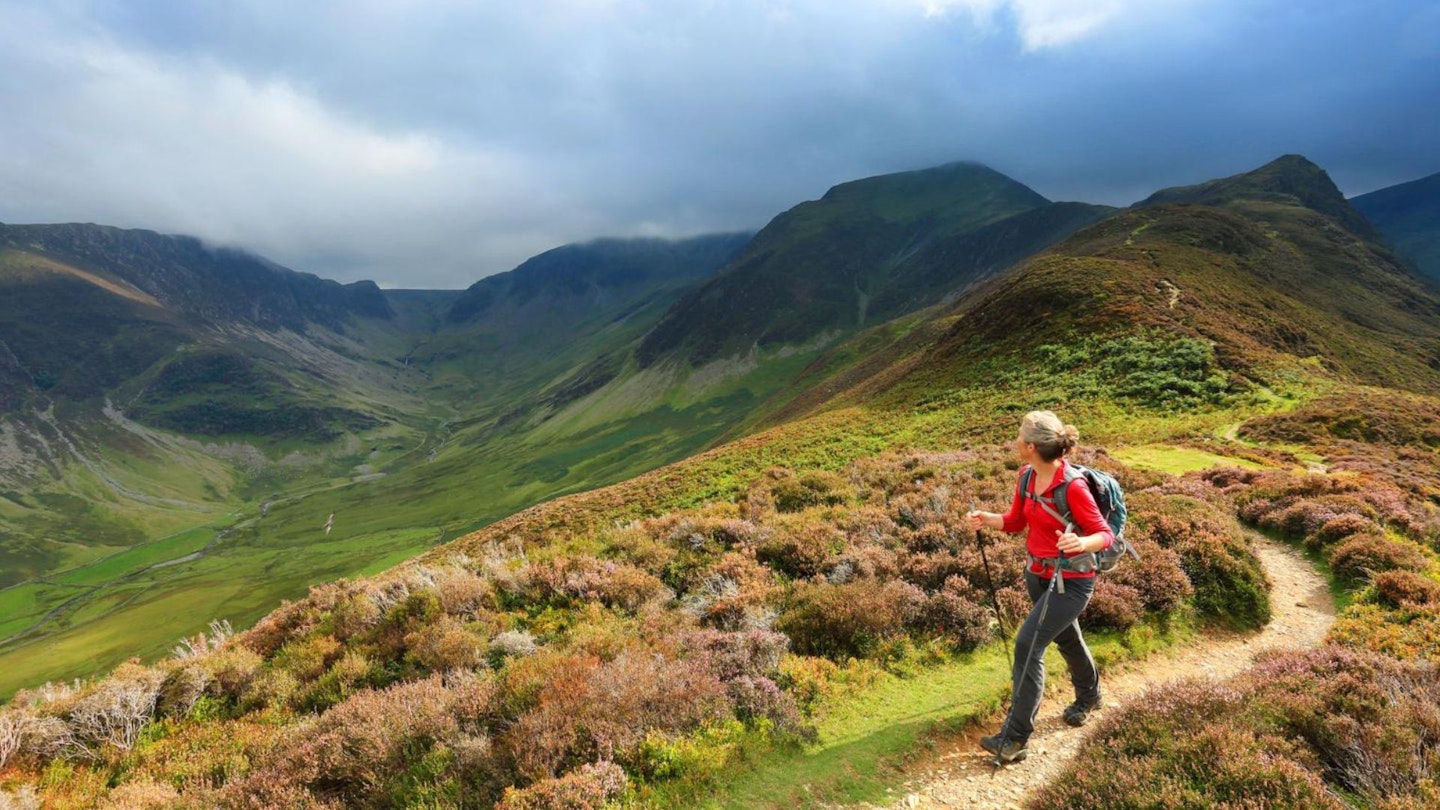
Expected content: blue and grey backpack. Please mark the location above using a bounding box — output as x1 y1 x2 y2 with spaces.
1019 463 1139 573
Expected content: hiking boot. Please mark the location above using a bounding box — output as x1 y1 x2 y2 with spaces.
1063 697 1102 727
979 732 1028 763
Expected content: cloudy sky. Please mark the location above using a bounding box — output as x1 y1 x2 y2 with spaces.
1 1 1436 288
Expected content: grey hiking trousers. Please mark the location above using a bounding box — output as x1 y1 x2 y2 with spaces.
999 570 1100 743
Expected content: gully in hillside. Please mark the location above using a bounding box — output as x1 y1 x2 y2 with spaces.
966 410 1114 764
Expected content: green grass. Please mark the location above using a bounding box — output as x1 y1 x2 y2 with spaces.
0 521 453 698
0 583 86 640
700 653 1009 809
1111 444 1267 474
673 617 1194 809
53 525 218 586
354 529 446 576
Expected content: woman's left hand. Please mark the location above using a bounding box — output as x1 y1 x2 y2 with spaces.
1056 529 1086 554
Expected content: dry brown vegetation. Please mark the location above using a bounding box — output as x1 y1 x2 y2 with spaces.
0 446 1272 808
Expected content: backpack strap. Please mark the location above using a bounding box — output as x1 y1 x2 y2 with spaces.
1049 464 1082 524
1020 464 1079 529
1019 465 1086 591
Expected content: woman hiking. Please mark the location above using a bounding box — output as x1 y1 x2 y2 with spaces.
966 410 1113 764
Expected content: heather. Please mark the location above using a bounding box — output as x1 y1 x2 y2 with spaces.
1034 647 1440 810
0 447 1261 808
1036 413 1440 808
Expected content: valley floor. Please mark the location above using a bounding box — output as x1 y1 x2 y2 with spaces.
862 532 1335 810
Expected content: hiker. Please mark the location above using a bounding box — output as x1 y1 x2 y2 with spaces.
966 410 1114 763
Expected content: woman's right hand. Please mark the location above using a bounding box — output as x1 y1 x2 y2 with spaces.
966 510 988 530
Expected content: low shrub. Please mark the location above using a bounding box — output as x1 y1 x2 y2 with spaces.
527 557 671 614
899 549 974 592
725 676 807 736
60 663 166 760
495 761 627 810
774 656 839 714
500 650 728 781
490 630 539 662
126 715 285 795
1256 494 1376 540
755 522 845 579
95 779 181 809
433 566 496 618
271 635 343 683
404 616 485 673
1305 512 1377 550
238 598 319 659
774 579 925 659
765 469 851 513
5 714 68 765
238 668 298 714
917 575 994 651
1129 493 1270 629
156 662 210 720
1104 540 1193 614
1038 647 1440 808
1327 601 1440 662
1244 647 1440 799
1371 570 1440 608
229 672 495 808
1082 581 1145 630
677 628 789 681
1327 533 1429 585
683 553 778 631
297 652 374 712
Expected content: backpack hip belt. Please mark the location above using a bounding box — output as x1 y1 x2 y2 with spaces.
1027 553 1096 592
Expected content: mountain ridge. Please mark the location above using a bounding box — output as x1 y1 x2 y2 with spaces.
0 223 392 331
635 162 1113 368
1136 154 1376 238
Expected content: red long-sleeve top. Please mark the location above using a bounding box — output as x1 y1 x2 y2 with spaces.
1000 459 1115 580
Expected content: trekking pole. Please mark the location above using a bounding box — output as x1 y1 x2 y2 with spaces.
989 522 1070 767
972 502 1013 673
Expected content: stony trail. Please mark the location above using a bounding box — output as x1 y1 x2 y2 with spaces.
861 533 1336 810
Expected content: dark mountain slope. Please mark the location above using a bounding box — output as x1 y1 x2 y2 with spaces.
403 233 752 430
1351 170 1440 283
636 163 1113 367
0 241 394 441
446 233 749 327
0 250 188 407
0 223 391 331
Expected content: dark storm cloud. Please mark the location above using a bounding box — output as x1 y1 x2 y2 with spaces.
0 0 1435 288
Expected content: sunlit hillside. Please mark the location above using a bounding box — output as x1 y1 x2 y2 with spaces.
2 155 1437 808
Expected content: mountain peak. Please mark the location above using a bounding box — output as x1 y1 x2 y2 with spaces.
816 161 1049 222
1137 154 1374 237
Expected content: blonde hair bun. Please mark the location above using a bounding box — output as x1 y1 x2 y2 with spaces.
1021 410 1080 460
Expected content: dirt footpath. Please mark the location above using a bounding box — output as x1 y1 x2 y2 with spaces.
865 534 1336 810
